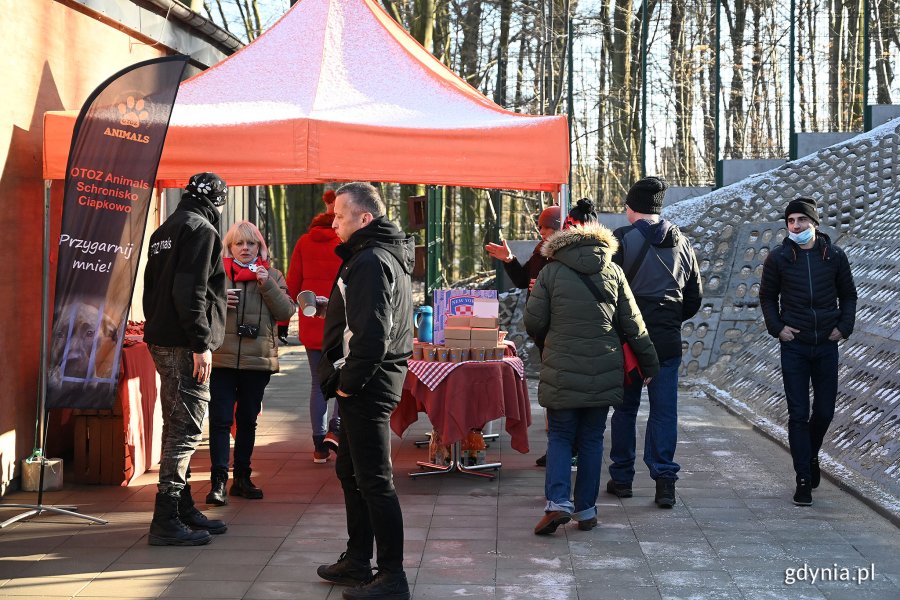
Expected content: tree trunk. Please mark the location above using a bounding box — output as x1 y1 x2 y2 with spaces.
723 0 746 159
668 0 692 182
494 0 512 107
609 0 634 193
829 0 845 129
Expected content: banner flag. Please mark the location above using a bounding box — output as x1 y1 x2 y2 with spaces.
47 56 188 409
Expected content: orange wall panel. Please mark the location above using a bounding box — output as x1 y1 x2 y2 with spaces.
0 0 166 492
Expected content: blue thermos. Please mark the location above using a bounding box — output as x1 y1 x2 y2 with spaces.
414 306 433 343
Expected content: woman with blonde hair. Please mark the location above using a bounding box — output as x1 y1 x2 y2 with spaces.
206 221 295 505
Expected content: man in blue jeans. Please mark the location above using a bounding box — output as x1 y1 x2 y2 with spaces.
760 197 856 506
606 177 702 508
143 173 229 545
315 183 413 600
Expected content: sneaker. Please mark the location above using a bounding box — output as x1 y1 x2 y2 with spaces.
317 552 373 586
535 453 547 467
577 516 598 531
793 478 813 506
534 510 571 535
605 479 633 498
811 458 821 489
342 569 410 600
323 431 340 452
278 334 289 345
654 479 676 508
313 450 330 464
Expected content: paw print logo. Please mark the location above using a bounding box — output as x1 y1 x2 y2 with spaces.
195 181 213 195
117 96 149 128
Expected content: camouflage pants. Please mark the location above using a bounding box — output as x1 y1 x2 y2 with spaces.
148 345 209 495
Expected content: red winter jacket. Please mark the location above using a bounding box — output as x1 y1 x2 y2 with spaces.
283 213 342 350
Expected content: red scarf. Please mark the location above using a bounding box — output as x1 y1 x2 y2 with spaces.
224 257 270 282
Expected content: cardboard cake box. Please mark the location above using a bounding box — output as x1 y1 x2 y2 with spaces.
470 327 500 344
470 316 499 329
433 289 498 344
446 315 471 327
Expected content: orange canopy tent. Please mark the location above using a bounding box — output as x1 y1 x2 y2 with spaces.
43 0 568 192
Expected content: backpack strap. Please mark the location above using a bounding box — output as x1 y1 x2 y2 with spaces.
625 233 653 282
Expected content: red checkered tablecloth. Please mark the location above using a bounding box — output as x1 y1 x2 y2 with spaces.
408 357 525 391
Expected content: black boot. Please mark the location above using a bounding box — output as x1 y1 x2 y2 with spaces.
317 552 373 586
179 484 227 534
342 569 410 600
230 468 264 499
149 491 211 546
206 469 229 506
654 479 676 508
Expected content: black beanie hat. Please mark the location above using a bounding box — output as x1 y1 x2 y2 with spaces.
784 197 819 225
566 198 598 227
185 172 228 207
625 176 668 214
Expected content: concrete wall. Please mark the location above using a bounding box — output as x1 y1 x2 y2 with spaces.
866 104 900 129
793 132 860 159
665 118 900 507
717 159 787 186
664 186 714 207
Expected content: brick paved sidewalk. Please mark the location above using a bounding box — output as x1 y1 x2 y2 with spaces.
1 345 897 599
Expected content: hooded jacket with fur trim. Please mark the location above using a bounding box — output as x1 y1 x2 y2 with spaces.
525 223 659 409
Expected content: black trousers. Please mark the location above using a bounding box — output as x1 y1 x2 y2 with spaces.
335 391 405 572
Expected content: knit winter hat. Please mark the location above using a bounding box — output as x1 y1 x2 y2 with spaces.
565 198 598 228
185 172 228 207
625 176 668 214
322 189 336 206
784 197 819 225
537 205 561 230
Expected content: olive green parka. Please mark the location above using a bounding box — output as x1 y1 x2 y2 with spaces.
524 223 659 410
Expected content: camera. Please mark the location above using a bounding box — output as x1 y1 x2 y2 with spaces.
237 323 260 339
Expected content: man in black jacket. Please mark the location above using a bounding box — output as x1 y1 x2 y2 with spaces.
143 172 228 546
759 197 857 506
315 182 413 600
606 177 702 508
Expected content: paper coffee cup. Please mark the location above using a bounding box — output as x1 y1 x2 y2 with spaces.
297 290 317 317
226 288 241 308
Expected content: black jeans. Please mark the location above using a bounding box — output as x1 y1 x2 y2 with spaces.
209 368 271 472
148 345 209 495
335 391 404 572
780 339 839 480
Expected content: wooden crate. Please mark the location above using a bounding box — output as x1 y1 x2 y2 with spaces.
73 414 127 485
